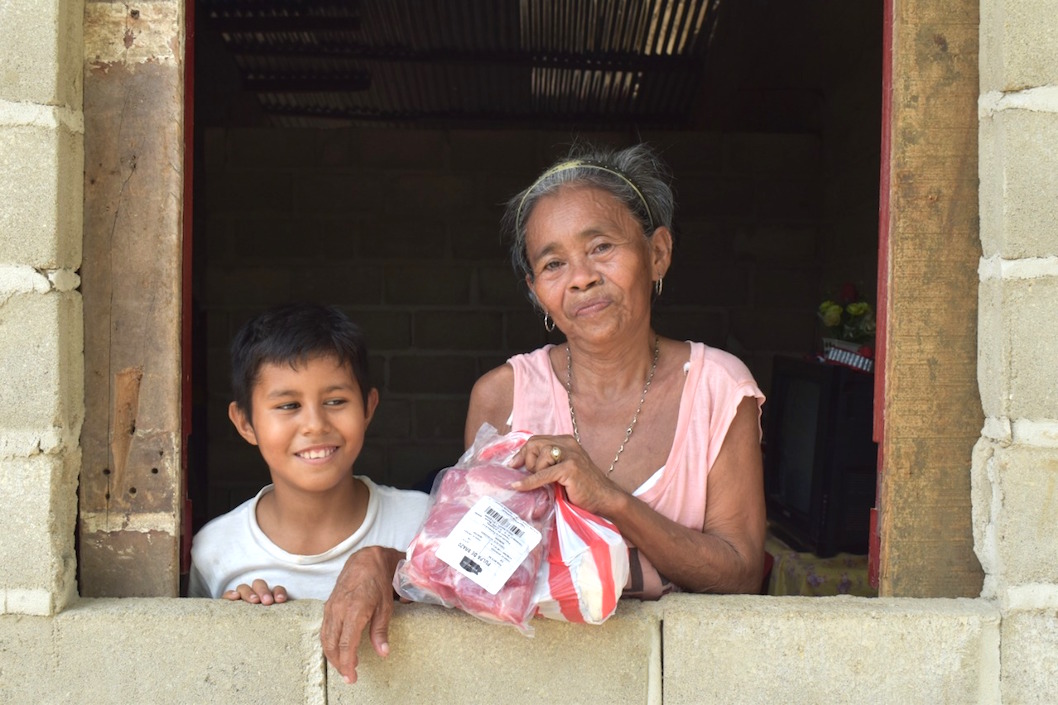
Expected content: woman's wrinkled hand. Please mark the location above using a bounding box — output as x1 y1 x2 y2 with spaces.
510 434 621 516
322 545 403 685
223 579 288 605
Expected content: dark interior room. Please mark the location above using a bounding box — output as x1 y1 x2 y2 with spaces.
188 0 882 594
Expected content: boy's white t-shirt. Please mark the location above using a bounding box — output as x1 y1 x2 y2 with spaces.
188 476 430 600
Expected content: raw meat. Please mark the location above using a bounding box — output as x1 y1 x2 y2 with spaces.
395 428 554 634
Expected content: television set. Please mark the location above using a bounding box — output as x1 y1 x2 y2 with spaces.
762 355 878 557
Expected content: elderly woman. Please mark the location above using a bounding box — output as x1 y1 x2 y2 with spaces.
322 143 766 683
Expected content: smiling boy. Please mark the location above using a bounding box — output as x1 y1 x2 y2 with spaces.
188 303 429 603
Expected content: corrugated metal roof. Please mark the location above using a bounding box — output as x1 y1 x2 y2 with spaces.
201 0 722 128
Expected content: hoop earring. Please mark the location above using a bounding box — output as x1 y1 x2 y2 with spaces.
654 277 664 297
544 312 556 332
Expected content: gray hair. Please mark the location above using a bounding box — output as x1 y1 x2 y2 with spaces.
503 142 676 282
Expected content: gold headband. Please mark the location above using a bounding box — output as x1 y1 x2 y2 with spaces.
515 159 654 231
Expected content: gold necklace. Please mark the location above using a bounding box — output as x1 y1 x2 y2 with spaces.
565 335 660 475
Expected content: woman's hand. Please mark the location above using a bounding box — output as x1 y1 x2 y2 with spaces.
322 545 404 685
510 434 623 516
223 579 288 605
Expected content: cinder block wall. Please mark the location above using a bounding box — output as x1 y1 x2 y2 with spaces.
0 596 1002 704
198 128 829 521
2 0 1056 703
977 1 1058 701
0 0 83 616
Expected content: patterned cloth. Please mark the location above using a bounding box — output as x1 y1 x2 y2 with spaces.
765 534 876 597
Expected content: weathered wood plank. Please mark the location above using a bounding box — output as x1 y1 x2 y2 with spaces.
877 0 984 597
80 1 184 597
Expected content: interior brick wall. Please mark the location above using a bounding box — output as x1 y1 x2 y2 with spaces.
195 128 831 523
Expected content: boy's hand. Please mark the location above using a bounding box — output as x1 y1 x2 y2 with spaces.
223 579 289 605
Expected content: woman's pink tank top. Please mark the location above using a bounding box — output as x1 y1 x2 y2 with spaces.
507 341 763 598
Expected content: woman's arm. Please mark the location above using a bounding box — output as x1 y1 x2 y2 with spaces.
322 545 405 684
611 396 765 593
464 363 515 447
515 396 766 594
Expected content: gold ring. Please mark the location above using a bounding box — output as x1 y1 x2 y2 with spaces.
549 445 563 462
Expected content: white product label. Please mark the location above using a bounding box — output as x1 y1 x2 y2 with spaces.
436 496 542 595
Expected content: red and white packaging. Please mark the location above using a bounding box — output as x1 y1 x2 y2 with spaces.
394 426 554 634
532 487 629 624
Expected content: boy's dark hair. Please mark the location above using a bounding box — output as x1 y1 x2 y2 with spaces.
230 303 372 415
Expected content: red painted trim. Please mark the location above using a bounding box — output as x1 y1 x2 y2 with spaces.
869 0 894 590
180 0 196 577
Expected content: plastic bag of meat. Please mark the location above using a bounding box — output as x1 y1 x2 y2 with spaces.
531 486 629 624
394 424 555 634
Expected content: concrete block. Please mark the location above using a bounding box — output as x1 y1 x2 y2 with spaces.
384 265 472 305
977 275 1058 419
729 308 816 353
414 311 503 350
664 261 749 307
234 215 359 264
652 309 729 349
204 267 292 307
677 176 756 218
389 355 478 395
353 444 388 485
733 225 818 262
227 128 322 168
449 130 544 173
505 309 550 352
451 221 515 262
638 132 725 174
288 264 384 306
970 438 1000 595
0 454 77 615
292 171 388 215
206 479 264 520
389 172 477 215
724 133 822 177
358 218 448 259
469 172 529 222
203 440 268 486
368 353 386 390
977 277 1007 419
662 595 1000 705
756 177 823 221
387 442 465 483
0 611 54 698
355 130 448 170
478 265 526 307
0 123 82 268
1001 608 1058 704
0 291 83 437
414 398 471 440
216 168 293 215
752 265 822 310
333 600 661 704
980 0 1058 93
979 109 1058 258
343 309 411 349
0 0 82 105
366 397 411 439
672 219 746 263
3 599 325 705
985 445 1058 587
